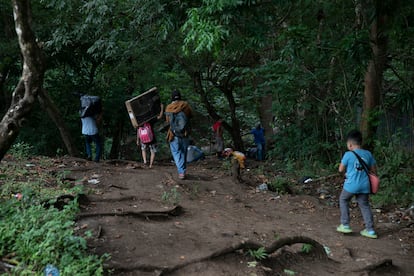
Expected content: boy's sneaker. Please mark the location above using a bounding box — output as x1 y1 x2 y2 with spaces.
336 224 353 234
178 173 185 180
360 229 378 239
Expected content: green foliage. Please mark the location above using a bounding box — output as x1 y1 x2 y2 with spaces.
301 243 313 254
0 160 107 275
371 138 414 207
182 7 228 55
1 0 414 197
283 269 296 276
189 183 200 200
161 187 181 205
268 176 291 194
0 200 107 275
9 142 34 160
248 247 268 260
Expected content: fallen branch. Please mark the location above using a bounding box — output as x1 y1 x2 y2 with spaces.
77 205 184 220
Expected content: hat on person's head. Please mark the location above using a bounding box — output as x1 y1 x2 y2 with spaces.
171 90 181 101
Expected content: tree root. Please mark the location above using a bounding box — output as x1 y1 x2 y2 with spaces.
77 205 184 221
352 259 397 274
87 196 137 202
108 236 327 275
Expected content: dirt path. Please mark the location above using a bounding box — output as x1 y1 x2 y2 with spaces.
62 157 413 276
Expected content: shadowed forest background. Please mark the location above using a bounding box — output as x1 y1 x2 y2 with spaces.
1 1 414 275
1 0 413 204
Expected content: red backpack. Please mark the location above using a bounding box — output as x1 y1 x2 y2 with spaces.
138 123 154 144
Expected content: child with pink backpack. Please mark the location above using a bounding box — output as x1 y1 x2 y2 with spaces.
137 104 164 168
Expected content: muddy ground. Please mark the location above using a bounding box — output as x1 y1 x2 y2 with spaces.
59 156 414 276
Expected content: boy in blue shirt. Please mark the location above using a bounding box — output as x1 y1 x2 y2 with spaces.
337 130 378 239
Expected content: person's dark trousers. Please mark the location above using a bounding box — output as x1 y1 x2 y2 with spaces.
256 143 265 161
85 134 102 162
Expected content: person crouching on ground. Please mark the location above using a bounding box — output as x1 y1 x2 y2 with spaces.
337 130 378 239
223 148 246 182
165 90 193 180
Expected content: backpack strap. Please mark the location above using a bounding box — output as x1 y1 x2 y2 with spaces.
351 151 372 193
351 151 370 174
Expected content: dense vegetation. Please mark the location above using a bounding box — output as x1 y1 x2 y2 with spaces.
0 151 107 275
0 0 413 234
0 2 413 274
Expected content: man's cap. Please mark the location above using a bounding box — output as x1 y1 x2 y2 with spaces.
171 90 181 101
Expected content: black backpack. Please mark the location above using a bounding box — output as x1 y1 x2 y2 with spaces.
166 111 189 138
80 95 102 118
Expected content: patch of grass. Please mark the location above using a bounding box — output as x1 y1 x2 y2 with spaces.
221 159 232 171
248 247 268 260
9 142 34 160
0 199 108 275
268 176 291 194
189 183 200 200
0 158 108 275
162 187 181 205
301 243 313 254
284 269 296 275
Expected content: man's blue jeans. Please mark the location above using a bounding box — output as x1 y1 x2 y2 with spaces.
256 143 265 161
85 134 101 162
170 137 189 174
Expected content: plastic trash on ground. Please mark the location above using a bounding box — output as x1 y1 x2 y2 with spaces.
44 264 60 276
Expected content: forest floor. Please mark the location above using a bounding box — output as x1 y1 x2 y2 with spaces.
57 156 413 276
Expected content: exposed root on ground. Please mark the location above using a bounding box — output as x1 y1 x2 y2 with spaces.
352 259 399 274
87 196 137 202
108 236 328 275
76 205 184 221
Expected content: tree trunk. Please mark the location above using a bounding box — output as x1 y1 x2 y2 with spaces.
0 0 45 160
109 56 135 159
221 87 244 151
193 71 244 150
360 2 388 148
258 93 273 145
109 120 123 159
37 89 80 156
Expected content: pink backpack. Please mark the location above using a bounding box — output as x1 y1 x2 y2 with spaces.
138 123 154 144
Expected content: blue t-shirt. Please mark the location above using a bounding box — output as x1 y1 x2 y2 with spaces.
341 149 376 194
81 116 98 136
251 128 265 144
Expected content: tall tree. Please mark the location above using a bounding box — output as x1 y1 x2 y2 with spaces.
360 0 395 147
0 0 45 160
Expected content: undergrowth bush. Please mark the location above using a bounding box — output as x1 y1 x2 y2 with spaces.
268 176 291 194
9 142 34 160
0 159 108 275
0 199 107 275
372 140 414 207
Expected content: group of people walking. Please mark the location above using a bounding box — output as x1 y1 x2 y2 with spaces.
135 90 193 179
81 89 265 177
81 90 379 239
